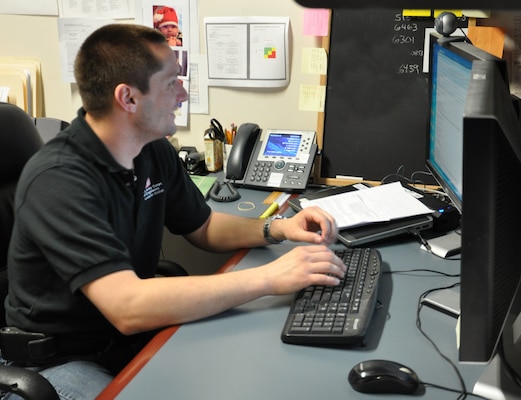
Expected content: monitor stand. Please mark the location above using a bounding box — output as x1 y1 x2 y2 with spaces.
473 354 521 400
421 286 460 318
424 230 461 258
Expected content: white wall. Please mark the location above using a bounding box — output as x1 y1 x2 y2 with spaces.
0 0 322 151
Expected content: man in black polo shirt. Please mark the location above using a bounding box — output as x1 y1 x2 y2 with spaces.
4 24 344 399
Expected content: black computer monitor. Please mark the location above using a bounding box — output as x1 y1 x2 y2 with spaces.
460 56 521 396
427 37 521 396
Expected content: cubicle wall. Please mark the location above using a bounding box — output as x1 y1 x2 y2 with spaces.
0 0 321 152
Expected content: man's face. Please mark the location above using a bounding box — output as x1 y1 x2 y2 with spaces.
135 44 187 141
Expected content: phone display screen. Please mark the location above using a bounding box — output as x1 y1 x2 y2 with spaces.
263 133 301 158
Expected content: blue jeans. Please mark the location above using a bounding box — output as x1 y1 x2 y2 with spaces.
2 360 113 400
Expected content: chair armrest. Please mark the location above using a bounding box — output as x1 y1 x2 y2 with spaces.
0 364 59 400
156 260 188 277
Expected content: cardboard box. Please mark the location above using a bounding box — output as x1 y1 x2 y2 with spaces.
204 137 223 172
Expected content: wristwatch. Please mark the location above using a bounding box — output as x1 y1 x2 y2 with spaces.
263 215 286 244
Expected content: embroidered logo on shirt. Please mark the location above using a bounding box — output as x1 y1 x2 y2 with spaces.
143 178 164 201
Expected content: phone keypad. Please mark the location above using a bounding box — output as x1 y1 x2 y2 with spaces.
248 161 307 186
249 162 272 182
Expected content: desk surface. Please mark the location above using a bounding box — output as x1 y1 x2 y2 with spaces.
99 231 487 399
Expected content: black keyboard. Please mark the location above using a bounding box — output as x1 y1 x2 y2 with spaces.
281 247 381 345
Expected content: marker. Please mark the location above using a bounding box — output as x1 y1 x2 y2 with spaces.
259 202 279 219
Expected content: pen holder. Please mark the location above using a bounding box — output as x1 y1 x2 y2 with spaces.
223 144 233 176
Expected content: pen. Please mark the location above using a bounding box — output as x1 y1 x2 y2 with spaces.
225 129 232 144
231 123 237 142
259 202 279 219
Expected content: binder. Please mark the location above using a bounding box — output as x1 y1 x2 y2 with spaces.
0 57 42 117
0 70 28 111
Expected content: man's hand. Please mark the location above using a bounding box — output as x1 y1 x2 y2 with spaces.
260 245 346 295
270 206 338 245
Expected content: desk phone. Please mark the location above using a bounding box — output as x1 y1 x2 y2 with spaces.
226 123 317 192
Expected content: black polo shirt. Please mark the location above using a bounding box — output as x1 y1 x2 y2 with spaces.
6 109 211 339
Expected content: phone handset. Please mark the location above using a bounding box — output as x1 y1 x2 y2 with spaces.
209 123 261 203
225 123 261 181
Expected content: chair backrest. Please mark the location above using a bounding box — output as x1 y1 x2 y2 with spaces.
0 103 64 400
0 102 44 326
35 117 70 143
0 102 44 183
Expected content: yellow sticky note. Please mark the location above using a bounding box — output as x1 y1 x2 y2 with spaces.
301 48 328 75
403 9 431 17
463 10 491 18
434 10 463 17
299 84 326 112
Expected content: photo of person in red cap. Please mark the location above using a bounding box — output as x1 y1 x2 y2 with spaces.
153 5 183 47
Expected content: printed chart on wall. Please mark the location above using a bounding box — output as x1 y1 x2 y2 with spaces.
204 16 290 88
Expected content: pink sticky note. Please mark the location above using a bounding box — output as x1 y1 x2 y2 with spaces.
303 8 330 37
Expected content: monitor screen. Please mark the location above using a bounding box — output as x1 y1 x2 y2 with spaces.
426 40 472 212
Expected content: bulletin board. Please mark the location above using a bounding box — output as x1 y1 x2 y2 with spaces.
315 9 438 185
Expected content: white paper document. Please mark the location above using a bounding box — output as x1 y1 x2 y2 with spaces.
57 18 115 82
0 0 58 15
204 16 289 88
300 182 434 229
58 0 132 18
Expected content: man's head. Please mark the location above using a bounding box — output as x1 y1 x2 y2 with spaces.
74 24 169 119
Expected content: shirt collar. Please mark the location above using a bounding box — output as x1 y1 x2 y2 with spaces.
68 108 132 175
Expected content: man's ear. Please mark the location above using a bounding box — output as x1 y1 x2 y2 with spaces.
114 83 137 113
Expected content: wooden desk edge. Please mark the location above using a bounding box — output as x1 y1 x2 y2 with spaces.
96 249 249 399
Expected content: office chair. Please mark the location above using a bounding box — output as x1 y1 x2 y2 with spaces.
0 102 60 399
0 102 187 398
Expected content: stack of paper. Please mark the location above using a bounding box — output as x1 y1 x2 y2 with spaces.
300 181 434 229
0 57 42 117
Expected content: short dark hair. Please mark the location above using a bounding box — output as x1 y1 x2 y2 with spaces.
74 24 168 118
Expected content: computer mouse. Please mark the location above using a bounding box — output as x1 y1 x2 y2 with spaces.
348 359 420 394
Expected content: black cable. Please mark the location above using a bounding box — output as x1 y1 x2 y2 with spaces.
384 269 460 278
416 283 468 398
381 241 490 398
410 230 462 261
381 165 433 188
414 284 494 400
459 27 473 45
420 382 491 399
382 269 486 398
208 181 241 202
411 169 434 184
